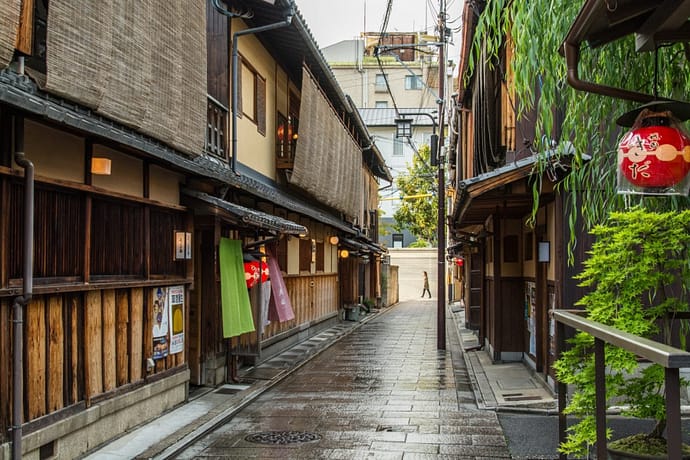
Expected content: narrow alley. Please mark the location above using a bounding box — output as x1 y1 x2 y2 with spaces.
174 300 509 459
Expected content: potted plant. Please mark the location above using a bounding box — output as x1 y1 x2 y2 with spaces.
553 208 690 459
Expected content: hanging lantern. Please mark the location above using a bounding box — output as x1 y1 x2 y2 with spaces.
244 261 261 289
616 104 690 195
455 257 464 267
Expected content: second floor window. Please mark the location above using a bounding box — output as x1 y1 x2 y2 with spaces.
375 73 387 92
240 60 267 135
375 101 388 108
405 75 423 90
393 137 404 156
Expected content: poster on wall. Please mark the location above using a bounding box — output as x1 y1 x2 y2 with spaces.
169 285 185 354
153 287 169 360
525 281 536 357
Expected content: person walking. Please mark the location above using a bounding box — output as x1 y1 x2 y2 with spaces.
421 271 431 298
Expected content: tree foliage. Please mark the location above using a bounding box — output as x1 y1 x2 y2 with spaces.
552 209 690 456
467 0 690 238
393 144 437 246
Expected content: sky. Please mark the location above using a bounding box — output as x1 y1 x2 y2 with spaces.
294 0 463 66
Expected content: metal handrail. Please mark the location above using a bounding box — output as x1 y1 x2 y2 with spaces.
554 310 690 459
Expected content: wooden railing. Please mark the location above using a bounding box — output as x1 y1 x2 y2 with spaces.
205 95 228 159
554 310 690 460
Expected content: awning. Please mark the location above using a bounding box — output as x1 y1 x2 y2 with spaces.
452 146 582 229
182 189 307 236
340 237 386 255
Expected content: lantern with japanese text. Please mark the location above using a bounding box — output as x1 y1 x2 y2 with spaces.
616 102 690 195
243 259 270 289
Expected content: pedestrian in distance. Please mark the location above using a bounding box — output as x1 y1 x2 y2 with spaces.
421 271 431 298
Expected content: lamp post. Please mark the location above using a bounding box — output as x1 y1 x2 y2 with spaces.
395 108 446 351
391 0 448 350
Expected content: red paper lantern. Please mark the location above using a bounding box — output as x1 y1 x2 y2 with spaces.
244 261 260 289
455 257 464 267
618 125 690 188
244 260 270 289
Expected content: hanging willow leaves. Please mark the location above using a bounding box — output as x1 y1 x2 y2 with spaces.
466 0 690 253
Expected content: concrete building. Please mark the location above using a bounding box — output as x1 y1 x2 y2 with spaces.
322 33 450 248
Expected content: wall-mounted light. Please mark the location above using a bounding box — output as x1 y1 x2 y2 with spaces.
91 157 112 175
538 241 550 263
329 235 339 245
339 249 349 259
175 231 192 260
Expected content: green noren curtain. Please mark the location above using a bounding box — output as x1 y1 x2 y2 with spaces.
219 238 255 338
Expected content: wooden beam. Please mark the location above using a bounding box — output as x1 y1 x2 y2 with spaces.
16 0 35 55
636 0 690 51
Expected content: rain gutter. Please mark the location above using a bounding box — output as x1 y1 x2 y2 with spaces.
12 113 33 460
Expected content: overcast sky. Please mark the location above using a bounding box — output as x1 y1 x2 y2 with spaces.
294 0 462 64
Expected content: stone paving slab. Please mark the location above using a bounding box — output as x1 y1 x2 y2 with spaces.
173 301 511 459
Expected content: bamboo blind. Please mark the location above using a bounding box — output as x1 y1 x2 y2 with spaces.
290 66 363 219
44 0 206 156
0 0 21 69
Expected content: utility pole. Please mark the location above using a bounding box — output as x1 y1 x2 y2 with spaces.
436 0 447 350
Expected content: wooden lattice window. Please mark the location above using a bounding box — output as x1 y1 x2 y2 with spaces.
8 182 84 282
150 208 187 277
90 198 145 278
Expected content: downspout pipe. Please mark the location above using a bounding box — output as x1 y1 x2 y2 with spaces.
230 5 294 173
563 42 660 104
12 114 33 460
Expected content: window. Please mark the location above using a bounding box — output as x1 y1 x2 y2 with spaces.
90 198 145 278
393 137 404 156
299 238 312 272
375 73 387 92
405 74 423 90
375 101 388 108
316 241 325 272
240 60 266 135
392 233 403 248
8 183 84 282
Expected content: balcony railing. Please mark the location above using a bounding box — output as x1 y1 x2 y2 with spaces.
205 95 228 159
554 310 690 460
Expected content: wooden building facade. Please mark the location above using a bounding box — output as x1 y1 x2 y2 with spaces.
447 1 587 385
0 0 391 458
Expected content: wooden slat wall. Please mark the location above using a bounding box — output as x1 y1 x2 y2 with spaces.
47 295 64 412
0 285 186 440
262 274 338 341
130 288 144 382
116 290 129 386
0 299 10 438
84 291 103 400
102 289 116 392
26 297 46 419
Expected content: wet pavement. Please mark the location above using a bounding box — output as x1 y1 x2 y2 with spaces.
87 300 562 459
174 300 510 459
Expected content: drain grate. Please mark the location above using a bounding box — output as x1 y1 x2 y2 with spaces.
245 431 322 445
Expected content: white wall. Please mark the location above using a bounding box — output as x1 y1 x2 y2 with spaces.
388 248 437 301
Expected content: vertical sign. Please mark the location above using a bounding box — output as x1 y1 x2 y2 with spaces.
152 287 169 359
169 285 185 354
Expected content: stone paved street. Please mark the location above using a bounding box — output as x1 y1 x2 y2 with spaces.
175 300 510 459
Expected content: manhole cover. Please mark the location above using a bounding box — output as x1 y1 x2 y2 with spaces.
244 431 322 445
